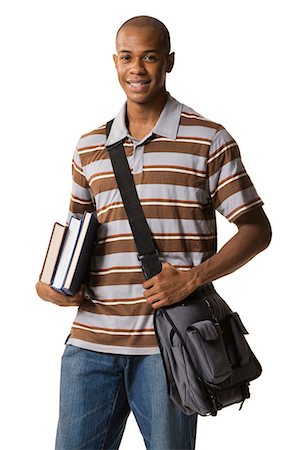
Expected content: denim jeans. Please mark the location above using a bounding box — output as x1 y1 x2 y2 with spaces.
55 345 197 450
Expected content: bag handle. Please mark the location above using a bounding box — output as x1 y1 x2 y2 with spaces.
105 121 162 280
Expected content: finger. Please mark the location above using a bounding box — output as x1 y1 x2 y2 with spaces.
150 299 166 310
143 286 159 298
56 298 82 307
144 293 162 305
142 277 156 289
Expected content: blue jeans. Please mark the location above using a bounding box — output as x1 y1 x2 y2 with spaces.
55 345 197 450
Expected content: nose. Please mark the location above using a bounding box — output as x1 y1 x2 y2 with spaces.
129 57 146 74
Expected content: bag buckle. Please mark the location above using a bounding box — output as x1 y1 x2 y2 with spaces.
138 250 162 280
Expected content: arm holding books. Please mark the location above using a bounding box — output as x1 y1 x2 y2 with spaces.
35 281 84 307
36 147 97 306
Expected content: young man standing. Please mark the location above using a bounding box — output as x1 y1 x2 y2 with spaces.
36 15 271 450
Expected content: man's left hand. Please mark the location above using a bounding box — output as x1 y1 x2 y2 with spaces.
142 263 197 309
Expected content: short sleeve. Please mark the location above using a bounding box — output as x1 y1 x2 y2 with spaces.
67 146 95 223
207 128 263 222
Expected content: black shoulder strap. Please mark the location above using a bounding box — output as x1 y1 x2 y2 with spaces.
105 121 162 280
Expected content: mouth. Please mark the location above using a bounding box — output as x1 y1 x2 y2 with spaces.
127 81 150 92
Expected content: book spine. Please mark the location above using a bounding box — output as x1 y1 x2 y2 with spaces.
50 228 68 284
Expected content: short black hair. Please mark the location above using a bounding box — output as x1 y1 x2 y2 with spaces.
116 15 171 55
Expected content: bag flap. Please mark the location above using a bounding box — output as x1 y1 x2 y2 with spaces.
189 320 220 341
231 312 249 335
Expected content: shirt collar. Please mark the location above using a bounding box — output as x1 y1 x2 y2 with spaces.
105 94 183 146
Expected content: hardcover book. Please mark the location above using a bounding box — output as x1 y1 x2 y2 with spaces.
62 212 98 295
39 222 67 285
51 216 82 293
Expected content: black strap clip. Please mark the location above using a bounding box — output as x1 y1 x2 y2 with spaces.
138 250 162 280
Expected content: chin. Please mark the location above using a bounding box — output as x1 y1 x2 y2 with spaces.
126 93 151 105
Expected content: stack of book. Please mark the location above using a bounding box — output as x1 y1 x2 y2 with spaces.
39 211 98 295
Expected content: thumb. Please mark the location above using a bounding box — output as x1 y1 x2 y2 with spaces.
162 262 175 270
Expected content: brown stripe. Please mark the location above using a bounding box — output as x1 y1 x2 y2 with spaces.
179 116 223 131
93 239 136 255
208 147 241 176
70 327 158 348
209 139 237 158
72 162 90 188
145 139 210 157
79 142 134 167
90 169 206 195
69 201 94 216
89 271 144 286
212 175 253 209
97 203 214 223
228 200 264 223
142 171 206 189
79 147 109 166
88 171 116 193
79 298 153 316
74 321 153 333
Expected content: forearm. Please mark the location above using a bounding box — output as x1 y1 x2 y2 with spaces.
143 207 271 309
189 210 272 289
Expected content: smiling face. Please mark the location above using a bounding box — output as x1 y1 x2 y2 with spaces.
113 25 174 108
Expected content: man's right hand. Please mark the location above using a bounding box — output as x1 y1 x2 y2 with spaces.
35 280 84 307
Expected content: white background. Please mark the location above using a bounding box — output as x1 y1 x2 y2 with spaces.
0 0 298 449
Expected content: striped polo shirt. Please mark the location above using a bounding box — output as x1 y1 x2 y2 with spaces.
66 94 263 355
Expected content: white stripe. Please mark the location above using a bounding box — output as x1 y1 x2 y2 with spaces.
71 195 92 205
72 324 155 336
143 167 205 177
211 173 247 197
72 163 84 176
153 137 210 145
98 235 134 244
208 143 237 163
90 267 142 275
78 145 105 155
92 299 147 306
181 112 208 121
97 200 202 217
78 142 132 156
154 234 216 240
90 173 114 185
97 233 214 246
97 203 123 217
228 199 262 221
140 200 202 208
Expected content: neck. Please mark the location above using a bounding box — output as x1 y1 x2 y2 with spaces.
126 92 168 139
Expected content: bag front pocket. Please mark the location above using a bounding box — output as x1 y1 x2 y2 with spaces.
186 320 232 384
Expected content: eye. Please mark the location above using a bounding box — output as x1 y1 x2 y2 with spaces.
120 54 131 62
143 54 158 62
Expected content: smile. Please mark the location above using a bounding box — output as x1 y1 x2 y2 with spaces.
128 81 150 86
127 81 150 92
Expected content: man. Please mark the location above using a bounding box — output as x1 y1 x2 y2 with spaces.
36 15 271 450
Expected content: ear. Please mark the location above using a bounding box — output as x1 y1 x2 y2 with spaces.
113 54 118 69
166 52 175 73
